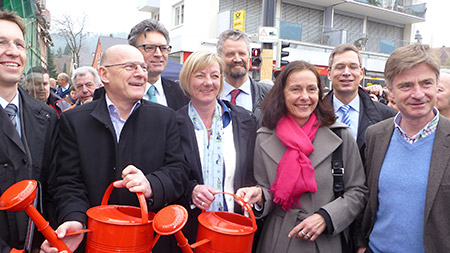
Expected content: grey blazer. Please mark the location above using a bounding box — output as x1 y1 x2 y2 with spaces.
361 116 450 252
255 122 367 253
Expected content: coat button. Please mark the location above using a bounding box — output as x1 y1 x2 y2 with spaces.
3 163 8 168
22 158 27 164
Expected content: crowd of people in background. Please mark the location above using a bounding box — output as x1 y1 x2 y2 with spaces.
1 8 450 253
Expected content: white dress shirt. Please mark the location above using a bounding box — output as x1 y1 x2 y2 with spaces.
143 77 168 106
0 91 21 137
221 77 252 111
333 94 360 139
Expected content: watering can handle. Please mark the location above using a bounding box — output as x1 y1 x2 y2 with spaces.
212 192 257 232
101 180 149 224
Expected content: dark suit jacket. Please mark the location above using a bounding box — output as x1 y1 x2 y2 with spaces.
0 86 58 252
49 94 189 252
361 116 450 252
249 77 271 126
56 84 71 98
176 100 257 244
162 77 189 111
324 87 397 163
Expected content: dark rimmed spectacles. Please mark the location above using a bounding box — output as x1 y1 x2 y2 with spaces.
104 62 148 72
136 44 172 54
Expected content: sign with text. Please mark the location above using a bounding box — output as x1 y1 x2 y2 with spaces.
233 10 245 31
259 27 279 43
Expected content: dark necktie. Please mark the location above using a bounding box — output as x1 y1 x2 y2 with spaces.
5 103 18 129
230 89 241 105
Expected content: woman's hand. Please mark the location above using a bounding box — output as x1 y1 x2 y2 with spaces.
288 213 326 241
236 186 263 207
192 184 216 210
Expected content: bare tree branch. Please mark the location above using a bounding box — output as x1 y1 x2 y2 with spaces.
52 14 88 68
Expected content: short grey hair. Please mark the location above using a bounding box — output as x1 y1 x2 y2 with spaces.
216 29 251 56
72 66 101 86
127 19 170 47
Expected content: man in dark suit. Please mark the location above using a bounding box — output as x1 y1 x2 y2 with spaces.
127 19 189 111
41 45 189 252
324 44 396 163
217 29 271 124
0 10 58 252
360 43 450 252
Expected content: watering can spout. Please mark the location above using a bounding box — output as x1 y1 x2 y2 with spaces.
0 180 73 253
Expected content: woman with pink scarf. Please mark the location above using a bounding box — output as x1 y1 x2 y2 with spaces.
237 61 367 253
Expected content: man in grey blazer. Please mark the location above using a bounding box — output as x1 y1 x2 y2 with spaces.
217 29 272 124
360 43 450 252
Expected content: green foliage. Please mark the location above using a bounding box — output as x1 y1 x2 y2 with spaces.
47 47 58 79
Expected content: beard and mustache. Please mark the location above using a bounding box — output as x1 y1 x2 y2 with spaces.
228 62 248 79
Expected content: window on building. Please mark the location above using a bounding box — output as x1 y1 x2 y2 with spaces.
174 3 184 26
280 22 302 41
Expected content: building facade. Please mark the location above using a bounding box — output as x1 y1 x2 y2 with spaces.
1 0 53 72
139 0 426 86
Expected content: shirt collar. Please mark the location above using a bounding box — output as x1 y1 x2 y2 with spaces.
394 108 439 144
146 77 163 95
218 99 232 128
105 93 141 120
223 76 251 96
333 93 360 113
0 90 19 110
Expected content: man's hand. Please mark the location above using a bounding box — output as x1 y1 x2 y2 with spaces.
288 213 326 241
113 165 153 198
192 184 216 210
40 221 84 253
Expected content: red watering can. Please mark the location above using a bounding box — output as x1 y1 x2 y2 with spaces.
153 192 257 253
0 180 163 252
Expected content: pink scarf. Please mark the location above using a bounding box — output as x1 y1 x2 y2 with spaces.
271 113 319 210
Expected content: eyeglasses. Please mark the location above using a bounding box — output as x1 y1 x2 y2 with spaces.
332 63 361 72
193 73 221 81
136 44 172 54
0 38 26 51
104 62 148 72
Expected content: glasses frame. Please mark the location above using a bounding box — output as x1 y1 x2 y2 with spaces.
136 44 172 54
103 61 148 72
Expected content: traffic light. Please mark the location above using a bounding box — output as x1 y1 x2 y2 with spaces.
277 40 290 68
251 48 262 68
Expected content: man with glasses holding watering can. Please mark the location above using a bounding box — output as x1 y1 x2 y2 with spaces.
0 9 58 253
41 44 189 253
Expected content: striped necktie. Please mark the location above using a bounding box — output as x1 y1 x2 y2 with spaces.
147 85 157 103
340 104 351 127
5 103 18 129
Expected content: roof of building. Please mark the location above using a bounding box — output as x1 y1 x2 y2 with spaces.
99 36 128 51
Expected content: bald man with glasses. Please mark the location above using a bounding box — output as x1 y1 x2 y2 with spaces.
127 19 189 111
41 45 189 253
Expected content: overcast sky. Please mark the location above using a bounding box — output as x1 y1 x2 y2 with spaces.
46 0 449 47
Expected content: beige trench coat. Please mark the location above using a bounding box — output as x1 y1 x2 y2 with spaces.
255 122 367 253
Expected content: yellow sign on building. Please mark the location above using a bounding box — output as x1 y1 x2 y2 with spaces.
233 10 245 31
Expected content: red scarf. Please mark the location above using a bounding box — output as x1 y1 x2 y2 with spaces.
271 113 319 210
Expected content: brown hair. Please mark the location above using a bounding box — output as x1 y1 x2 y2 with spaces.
179 51 225 98
261 61 336 129
384 43 440 88
328 43 362 69
0 9 25 36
